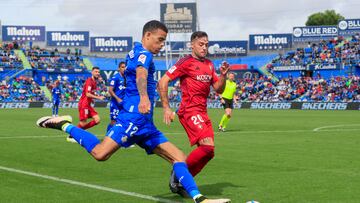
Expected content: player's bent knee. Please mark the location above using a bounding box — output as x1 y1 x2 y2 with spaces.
91 152 109 161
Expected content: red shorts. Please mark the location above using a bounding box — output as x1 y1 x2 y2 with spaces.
178 112 214 146
78 105 98 121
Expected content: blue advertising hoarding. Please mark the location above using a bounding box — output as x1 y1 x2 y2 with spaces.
47 31 89 46
2 25 45 41
338 19 360 36
292 26 338 42
160 3 197 33
90 37 132 52
158 40 247 56
249 34 292 50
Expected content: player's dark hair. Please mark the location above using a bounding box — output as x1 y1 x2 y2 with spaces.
191 31 208 42
92 66 100 71
142 20 168 37
118 61 126 67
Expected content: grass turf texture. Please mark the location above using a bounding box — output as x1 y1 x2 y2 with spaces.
0 108 359 202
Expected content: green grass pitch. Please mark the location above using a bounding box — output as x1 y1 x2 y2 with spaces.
0 108 359 202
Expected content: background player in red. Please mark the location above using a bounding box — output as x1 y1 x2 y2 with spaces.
158 31 230 196
68 67 105 142
77 66 105 129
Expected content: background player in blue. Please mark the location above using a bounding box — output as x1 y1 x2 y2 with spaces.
51 80 61 117
107 61 126 132
36 20 230 203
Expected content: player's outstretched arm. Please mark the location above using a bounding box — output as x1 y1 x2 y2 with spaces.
136 66 151 114
213 61 230 94
158 74 175 125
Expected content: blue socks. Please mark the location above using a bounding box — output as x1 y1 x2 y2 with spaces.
173 162 200 198
64 124 100 153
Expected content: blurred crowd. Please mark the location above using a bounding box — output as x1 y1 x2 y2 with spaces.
270 34 360 69
0 42 23 69
1 74 358 103
0 76 47 102
27 46 86 70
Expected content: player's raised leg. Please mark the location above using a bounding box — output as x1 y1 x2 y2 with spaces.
37 115 119 161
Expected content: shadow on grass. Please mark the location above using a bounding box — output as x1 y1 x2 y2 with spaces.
199 182 241 196
154 182 241 202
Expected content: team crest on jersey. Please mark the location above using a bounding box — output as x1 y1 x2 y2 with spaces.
209 65 213 71
168 66 177 74
138 54 147 64
121 136 128 143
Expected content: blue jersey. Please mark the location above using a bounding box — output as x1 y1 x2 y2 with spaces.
109 72 126 103
122 42 157 114
52 87 61 101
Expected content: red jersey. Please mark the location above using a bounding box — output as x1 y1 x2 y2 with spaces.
79 77 97 107
166 55 218 115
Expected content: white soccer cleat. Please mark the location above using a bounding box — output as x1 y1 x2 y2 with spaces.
36 115 73 131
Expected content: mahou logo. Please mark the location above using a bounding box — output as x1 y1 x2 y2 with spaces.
254 35 287 45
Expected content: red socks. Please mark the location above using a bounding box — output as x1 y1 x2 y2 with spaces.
78 120 98 130
186 145 215 177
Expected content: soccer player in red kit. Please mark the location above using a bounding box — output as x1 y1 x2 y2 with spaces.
158 31 230 196
68 67 105 142
77 66 105 129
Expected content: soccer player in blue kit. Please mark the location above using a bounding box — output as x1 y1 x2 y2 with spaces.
107 61 126 132
51 80 61 117
36 20 230 203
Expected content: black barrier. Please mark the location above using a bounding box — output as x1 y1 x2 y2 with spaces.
30 102 44 108
0 102 360 110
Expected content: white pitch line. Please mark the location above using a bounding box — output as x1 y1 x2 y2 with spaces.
0 165 180 203
1 128 359 140
313 124 360 132
166 128 360 135
0 135 65 139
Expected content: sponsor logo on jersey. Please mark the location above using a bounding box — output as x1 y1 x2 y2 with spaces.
196 74 212 82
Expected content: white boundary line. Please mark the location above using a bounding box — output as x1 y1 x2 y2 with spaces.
313 124 360 132
0 165 180 203
0 135 65 139
1 127 360 140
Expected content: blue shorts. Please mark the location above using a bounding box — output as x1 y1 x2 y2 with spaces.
106 112 168 154
53 100 60 106
109 101 122 121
